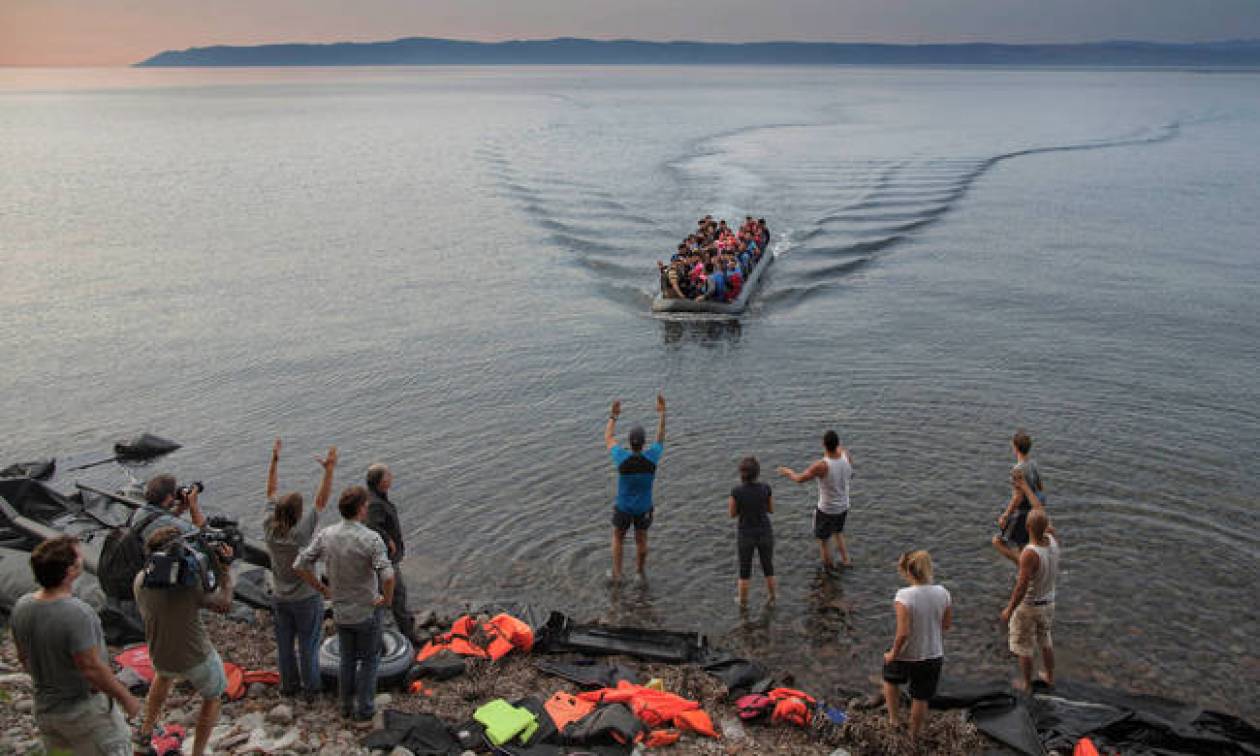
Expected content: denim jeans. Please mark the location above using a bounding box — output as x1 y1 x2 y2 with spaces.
273 593 324 695
336 608 383 718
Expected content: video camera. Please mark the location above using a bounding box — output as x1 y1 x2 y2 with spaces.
141 516 244 593
175 480 204 503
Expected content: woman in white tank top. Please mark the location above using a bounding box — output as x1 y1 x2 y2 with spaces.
882 550 952 742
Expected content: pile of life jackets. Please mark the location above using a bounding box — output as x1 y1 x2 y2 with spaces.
417 613 534 662
735 687 818 728
572 679 720 746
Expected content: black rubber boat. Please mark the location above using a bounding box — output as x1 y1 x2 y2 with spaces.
0 438 274 618
651 243 775 316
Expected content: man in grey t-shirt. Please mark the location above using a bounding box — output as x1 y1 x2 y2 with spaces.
295 486 394 722
10 536 140 756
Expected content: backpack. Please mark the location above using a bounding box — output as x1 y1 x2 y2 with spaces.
98 510 165 600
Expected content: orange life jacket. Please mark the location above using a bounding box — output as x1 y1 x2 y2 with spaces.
578 680 717 737
1074 738 1101 756
544 691 596 732
643 729 681 748
771 697 810 728
222 662 281 701
417 613 534 662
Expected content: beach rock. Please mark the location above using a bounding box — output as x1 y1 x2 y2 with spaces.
15 699 33 714
829 749 853 756
237 711 267 732
387 748 415 756
0 672 32 689
267 703 294 725
238 725 300 754
373 693 392 708
216 730 251 750
719 717 747 740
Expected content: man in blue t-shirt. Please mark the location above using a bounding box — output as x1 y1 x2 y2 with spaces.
604 394 666 581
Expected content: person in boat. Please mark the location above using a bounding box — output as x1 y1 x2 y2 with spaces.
701 261 726 302
1000 508 1060 692
604 394 666 581
134 526 237 756
882 549 952 742
725 259 743 302
991 430 1046 564
10 535 141 756
777 430 853 569
365 463 421 646
757 219 770 250
729 457 776 607
263 438 337 702
659 259 687 299
738 241 754 277
294 486 395 723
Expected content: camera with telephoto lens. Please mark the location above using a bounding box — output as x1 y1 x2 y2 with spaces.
175 480 204 503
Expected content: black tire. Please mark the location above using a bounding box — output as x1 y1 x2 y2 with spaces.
318 627 415 689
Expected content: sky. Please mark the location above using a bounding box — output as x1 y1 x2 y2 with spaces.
3 0 1260 66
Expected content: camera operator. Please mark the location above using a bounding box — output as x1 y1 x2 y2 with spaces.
10 536 141 756
133 526 235 756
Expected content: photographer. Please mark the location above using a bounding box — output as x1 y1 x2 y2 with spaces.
139 474 207 536
133 526 236 756
10 535 141 756
264 438 337 701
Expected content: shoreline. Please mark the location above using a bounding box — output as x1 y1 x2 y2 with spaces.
0 609 986 755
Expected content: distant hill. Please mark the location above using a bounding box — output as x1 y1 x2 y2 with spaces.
135 37 1260 68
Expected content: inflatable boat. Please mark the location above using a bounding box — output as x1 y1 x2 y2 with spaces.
650 246 775 316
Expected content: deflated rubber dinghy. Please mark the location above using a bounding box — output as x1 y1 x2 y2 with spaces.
114 433 182 460
318 627 415 689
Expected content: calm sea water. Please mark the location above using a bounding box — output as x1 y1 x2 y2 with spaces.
2 66 1258 718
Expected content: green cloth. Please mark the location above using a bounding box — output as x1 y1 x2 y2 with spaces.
474 699 537 746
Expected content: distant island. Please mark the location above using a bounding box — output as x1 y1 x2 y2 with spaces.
135 37 1260 68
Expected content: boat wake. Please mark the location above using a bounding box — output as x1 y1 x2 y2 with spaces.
479 119 1180 316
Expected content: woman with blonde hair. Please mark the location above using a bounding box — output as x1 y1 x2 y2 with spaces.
882 550 952 741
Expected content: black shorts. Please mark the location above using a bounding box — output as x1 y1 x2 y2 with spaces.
882 657 943 701
813 509 848 540
612 507 653 532
737 530 774 580
1000 509 1029 547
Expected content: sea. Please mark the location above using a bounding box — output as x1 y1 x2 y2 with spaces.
1 65 1257 718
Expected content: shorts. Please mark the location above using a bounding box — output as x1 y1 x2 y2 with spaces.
813 509 848 540
999 508 1030 547
35 692 131 756
155 647 227 700
737 530 774 579
1009 602 1054 657
612 507 653 532
882 657 944 701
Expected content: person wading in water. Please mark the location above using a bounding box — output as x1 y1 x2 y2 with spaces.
778 430 853 570
604 394 666 582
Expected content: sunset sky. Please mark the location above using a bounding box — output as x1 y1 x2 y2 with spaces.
4 0 1259 66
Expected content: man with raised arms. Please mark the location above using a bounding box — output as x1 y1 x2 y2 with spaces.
778 429 853 569
604 394 666 581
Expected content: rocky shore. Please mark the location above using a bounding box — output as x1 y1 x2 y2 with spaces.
0 610 987 755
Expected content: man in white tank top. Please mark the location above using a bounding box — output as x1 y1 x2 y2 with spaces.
1000 509 1060 691
777 430 853 569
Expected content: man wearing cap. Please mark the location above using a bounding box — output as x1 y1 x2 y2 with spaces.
604 394 666 581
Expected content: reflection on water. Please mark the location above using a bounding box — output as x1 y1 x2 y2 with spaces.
659 317 743 348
